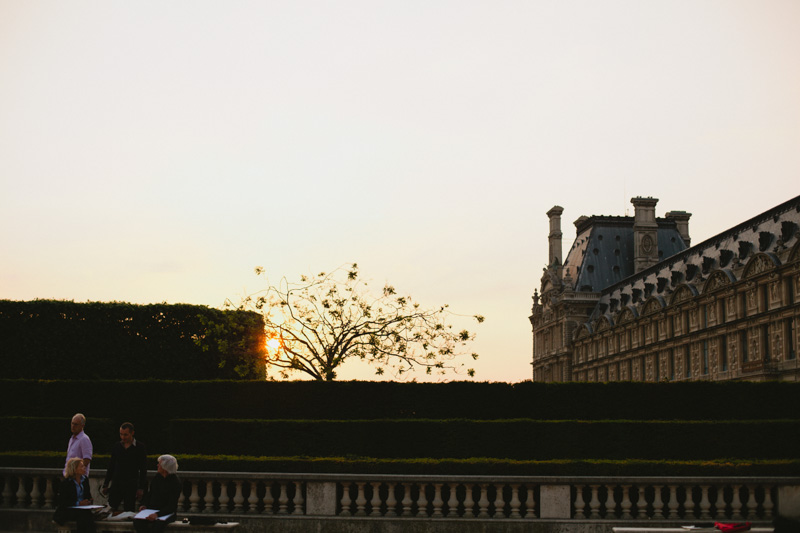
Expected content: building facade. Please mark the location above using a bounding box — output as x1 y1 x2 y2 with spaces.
530 195 800 382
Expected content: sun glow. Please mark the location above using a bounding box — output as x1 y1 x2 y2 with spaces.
266 338 281 352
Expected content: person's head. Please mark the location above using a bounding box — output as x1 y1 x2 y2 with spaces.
70 413 86 436
65 457 85 479
158 455 178 477
157 455 178 476
119 422 135 445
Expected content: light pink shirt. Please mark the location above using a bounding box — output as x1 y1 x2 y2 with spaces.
64 430 93 476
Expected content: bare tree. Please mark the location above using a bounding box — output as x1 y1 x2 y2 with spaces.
228 263 483 381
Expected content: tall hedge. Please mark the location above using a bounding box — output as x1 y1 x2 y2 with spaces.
0 300 266 379
4 417 797 461
2 380 800 420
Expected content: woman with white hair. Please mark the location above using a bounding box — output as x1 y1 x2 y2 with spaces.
134 455 181 533
54 457 96 532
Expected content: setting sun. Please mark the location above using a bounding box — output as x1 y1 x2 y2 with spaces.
266 338 281 352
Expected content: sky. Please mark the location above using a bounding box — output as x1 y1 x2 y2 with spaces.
1 1 799 382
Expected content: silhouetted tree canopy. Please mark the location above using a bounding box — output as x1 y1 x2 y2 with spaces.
228 263 483 381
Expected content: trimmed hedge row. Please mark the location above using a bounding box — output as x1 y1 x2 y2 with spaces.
0 300 266 379
6 417 798 461
0 417 119 455
167 418 800 460
3 380 800 421
2 451 798 477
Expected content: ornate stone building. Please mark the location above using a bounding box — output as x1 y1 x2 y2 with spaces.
530 195 800 382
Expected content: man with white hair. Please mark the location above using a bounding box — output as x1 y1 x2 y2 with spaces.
135 455 181 533
64 413 93 476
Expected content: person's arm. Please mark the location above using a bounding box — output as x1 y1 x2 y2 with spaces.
82 436 93 466
137 443 148 490
139 477 151 509
103 445 116 489
80 478 93 505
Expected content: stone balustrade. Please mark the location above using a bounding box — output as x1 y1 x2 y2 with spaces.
2 468 798 522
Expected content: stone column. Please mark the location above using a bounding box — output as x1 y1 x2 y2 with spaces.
547 206 564 268
632 197 659 274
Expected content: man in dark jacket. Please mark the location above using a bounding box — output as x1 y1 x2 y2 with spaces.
134 455 181 533
102 422 147 512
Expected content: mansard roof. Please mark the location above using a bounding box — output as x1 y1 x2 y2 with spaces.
561 215 688 293
591 194 800 321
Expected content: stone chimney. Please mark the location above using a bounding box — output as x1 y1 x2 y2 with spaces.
547 206 564 267
665 210 692 247
631 197 659 273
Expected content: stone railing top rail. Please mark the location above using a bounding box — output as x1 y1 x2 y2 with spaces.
2 467 799 485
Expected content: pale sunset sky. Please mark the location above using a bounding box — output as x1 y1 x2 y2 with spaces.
1 1 799 382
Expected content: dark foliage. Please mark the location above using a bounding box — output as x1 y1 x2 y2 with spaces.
0 300 266 379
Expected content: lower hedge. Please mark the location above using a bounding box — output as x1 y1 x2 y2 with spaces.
6 417 799 461
168 418 800 460
2 451 798 476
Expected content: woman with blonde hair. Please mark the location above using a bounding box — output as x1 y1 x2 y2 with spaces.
54 457 95 533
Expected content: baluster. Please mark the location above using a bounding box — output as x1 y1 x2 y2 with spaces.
731 485 743 520
417 483 429 517
493 483 505 518
763 486 774 519
247 481 259 514
667 485 679 519
44 477 55 509
699 485 711 519
477 484 490 518
277 482 289 515
633 485 644 519
446 483 460 518
218 480 230 513
385 483 397 517
589 485 601 519
177 481 186 511
460 484 473 518
15 475 27 508
527 485 537 518
263 481 275 515
203 480 215 513
715 485 727 520
652 485 665 519
232 480 244 513
509 484 522 519
620 485 633 519
0 477 4 508
30 476 41 509
355 482 367 516
574 485 587 519
400 483 413 516
188 481 200 513
339 482 352 516
2 476 13 508
745 484 758 519
369 482 382 517
607 484 619 519
432 483 444 518
293 482 304 515
685 485 697 519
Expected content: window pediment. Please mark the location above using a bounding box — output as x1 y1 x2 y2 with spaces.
702 269 736 294
617 306 639 324
669 283 699 306
642 296 666 316
742 252 780 279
